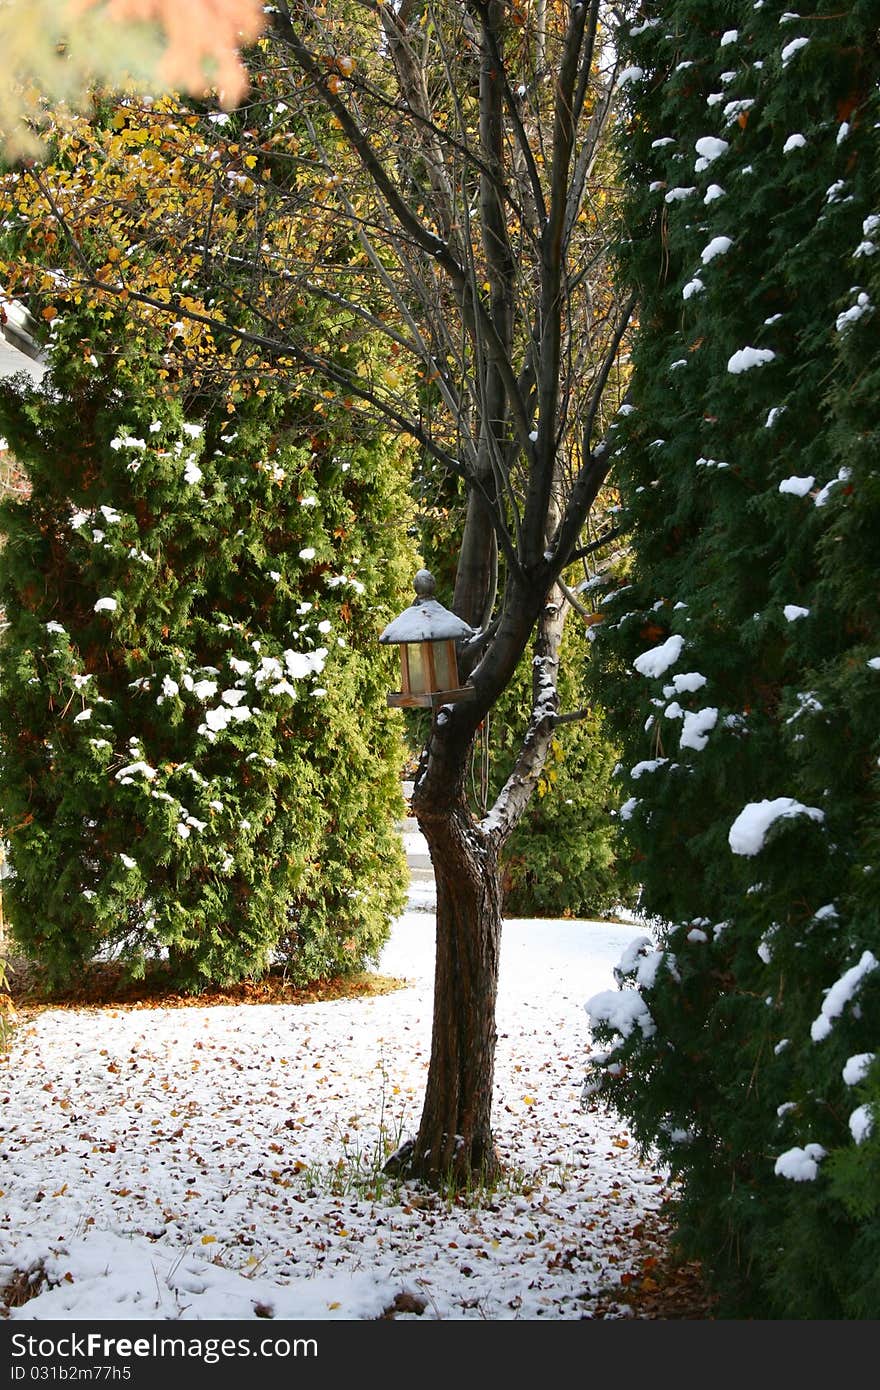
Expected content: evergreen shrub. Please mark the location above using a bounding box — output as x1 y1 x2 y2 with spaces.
0 310 412 990
587 0 880 1317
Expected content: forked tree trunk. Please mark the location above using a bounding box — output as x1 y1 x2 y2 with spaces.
411 796 502 1183
269 0 626 1189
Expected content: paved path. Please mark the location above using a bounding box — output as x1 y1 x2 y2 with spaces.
400 779 435 911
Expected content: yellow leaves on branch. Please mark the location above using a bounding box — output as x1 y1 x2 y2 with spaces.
0 0 267 155
4 98 225 351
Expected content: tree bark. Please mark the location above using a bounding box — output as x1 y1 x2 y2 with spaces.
410 791 502 1183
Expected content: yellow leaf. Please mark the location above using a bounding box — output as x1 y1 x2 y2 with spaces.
522 1095 536 1106
201 1234 217 1244
328 1301 341 1310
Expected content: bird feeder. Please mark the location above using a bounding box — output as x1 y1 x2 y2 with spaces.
379 569 476 709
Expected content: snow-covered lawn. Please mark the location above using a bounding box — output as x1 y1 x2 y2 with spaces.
0 909 670 1321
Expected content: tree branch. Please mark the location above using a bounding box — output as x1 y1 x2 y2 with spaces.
479 580 566 843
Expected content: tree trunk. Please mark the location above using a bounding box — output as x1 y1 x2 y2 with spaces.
385 581 571 1188
383 713 504 1186
412 798 502 1183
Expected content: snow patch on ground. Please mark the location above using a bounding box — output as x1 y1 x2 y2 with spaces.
0 913 668 1321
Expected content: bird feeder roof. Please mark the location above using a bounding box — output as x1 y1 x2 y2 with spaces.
379 570 476 644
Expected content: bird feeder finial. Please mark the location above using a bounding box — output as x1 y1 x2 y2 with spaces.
413 569 436 600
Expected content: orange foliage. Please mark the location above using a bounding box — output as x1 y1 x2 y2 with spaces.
68 0 266 104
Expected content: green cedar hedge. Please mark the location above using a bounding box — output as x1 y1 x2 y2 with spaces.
489 616 638 921
588 0 880 1317
0 311 412 990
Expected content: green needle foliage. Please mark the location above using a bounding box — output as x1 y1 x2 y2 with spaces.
588 1 880 1317
0 307 412 991
487 617 637 922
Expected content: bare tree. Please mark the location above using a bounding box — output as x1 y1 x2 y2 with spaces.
257 0 631 1183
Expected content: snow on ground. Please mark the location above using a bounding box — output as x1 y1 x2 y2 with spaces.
0 908 670 1321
